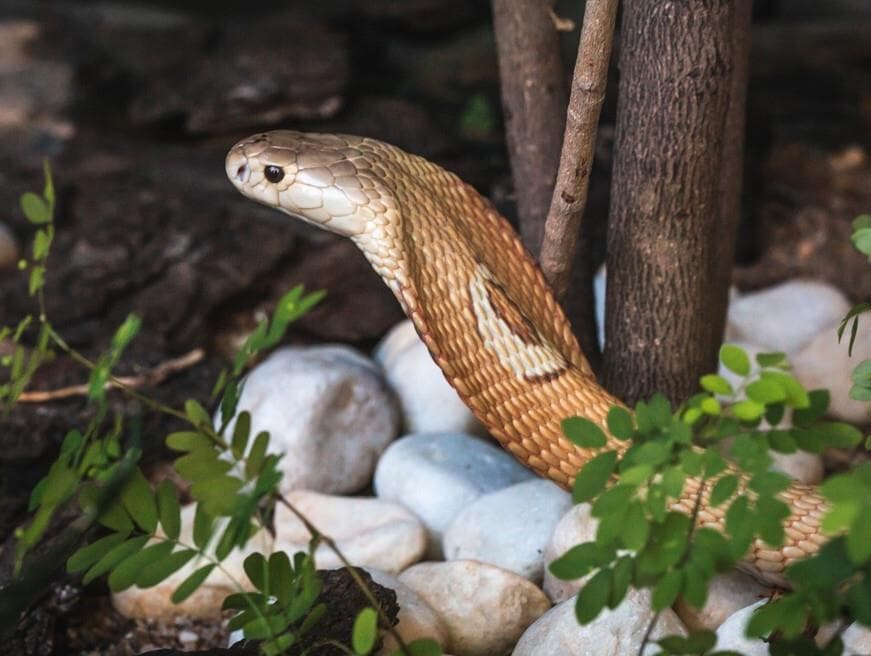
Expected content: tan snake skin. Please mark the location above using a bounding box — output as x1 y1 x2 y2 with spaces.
226 130 828 586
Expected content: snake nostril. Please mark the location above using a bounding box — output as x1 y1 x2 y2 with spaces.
235 164 248 182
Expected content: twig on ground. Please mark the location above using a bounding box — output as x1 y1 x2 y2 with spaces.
18 348 205 402
539 0 618 301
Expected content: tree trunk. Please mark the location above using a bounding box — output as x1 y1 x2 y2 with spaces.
603 0 737 405
491 0 566 257
710 0 752 350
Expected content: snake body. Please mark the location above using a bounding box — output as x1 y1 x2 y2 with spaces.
226 130 827 585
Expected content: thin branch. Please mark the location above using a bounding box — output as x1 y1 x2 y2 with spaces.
18 348 205 402
491 0 567 257
539 0 618 301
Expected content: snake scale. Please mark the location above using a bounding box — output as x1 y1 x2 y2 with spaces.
226 130 828 586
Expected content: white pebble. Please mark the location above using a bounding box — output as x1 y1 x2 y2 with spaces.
374 320 484 435
542 504 598 603
399 560 550 656
443 479 571 583
274 490 426 574
222 346 399 494
727 280 850 355
375 432 534 557
513 587 686 656
714 600 770 655
675 570 772 631
792 326 871 423
365 568 449 654
177 629 199 643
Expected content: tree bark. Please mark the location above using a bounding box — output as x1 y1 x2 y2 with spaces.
491 0 567 258
603 0 736 406
710 0 752 349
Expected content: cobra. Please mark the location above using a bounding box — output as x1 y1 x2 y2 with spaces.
226 130 827 586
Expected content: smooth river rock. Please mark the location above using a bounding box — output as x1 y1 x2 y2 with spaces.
374 320 483 435
727 280 850 355
374 432 534 557
274 490 426 574
714 600 769 655
443 479 572 583
674 570 772 632
793 326 871 423
221 346 400 494
542 504 598 603
512 588 687 656
399 560 551 656
365 568 449 654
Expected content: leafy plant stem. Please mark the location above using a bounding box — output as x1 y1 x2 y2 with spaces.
637 478 708 656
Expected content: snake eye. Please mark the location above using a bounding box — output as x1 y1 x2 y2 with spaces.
264 165 285 183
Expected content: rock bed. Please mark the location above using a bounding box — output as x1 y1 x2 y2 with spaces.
115 278 870 654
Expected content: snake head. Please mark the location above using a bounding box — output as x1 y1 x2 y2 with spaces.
226 130 391 238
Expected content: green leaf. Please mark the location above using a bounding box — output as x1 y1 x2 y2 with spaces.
755 496 790 546
700 396 722 415
108 540 175 592
720 344 750 376
572 450 617 504
111 314 141 351
606 407 634 440
83 535 150 585
621 501 649 551
562 417 607 448
171 564 216 603
184 399 212 429
165 431 213 452
68 532 129 573
20 192 51 224
652 569 683 610
749 471 791 496
155 480 181 540
793 390 830 426
245 431 270 479
658 631 717 655
709 475 738 507
135 548 197 588
232 411 251 459
388 639 443 656
174 450 233 481
700 374 733 396
746 378 787 404
244 552 268 592
846 505 871 563
193 504 214 550
121 469 158 533
575 567 611 624
819 421 863 449
609 556 632 609
731 400 765 422
761 371 810 409
548 542 615 580
352 607 378 655
268 551 293 607
191 475 243 516
756 352 786 368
